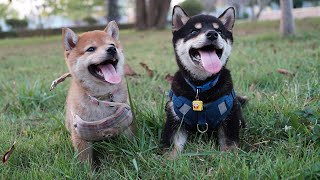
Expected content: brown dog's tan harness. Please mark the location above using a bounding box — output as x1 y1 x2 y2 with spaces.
72 95 133 141
50 73 133 141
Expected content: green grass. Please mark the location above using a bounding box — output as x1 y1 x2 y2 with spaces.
1 18 319 179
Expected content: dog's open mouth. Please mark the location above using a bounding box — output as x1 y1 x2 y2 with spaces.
189 45 223 74
88 58 121 84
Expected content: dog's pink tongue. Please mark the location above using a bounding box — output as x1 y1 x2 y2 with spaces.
199 50 222 74
98 64 121 84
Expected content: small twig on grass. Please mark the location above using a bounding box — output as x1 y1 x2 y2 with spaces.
253 140 270 146
50 72 71 91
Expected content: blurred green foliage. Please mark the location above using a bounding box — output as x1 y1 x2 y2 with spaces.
83 16 98 25
40 0 105 20
180 0 203 16
5 18 28 30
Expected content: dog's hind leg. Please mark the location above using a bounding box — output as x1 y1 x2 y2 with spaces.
168 128 188 159
161 101 188 159
218 101 243 151
122 123 135 140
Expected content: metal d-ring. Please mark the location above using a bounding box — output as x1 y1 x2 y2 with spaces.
197 123 208 133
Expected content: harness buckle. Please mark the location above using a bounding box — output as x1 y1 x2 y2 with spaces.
197 123 208 133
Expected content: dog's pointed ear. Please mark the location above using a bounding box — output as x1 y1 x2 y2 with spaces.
172 5 189 32
104 21 119 40
62 28 78 51
218 7 235 32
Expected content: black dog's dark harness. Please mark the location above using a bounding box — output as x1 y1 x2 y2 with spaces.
169 74 236 133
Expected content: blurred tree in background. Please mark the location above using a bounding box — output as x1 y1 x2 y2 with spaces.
5 18 28 31
34 0 104 28
180 0 203 16
44 0 104 20
135 0 171 30
0 3 9 18
291 0 320 8
107 0 120 22
227 0 272 21
248 0 272 21
200 0 217 13
0 1 18 19
280 0 295 36
83 16 98 25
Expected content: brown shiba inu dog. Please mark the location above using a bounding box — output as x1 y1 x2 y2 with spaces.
62 21 133 164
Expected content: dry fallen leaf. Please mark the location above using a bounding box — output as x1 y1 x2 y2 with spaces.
50 72 71 91
139 62 154 77
2 141 16 164
165 74 174 84
124 64 137 76
277 68 295 77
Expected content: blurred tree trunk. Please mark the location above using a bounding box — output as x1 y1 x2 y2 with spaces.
280 0 295 36
248 0 271 21
136 0 147 30
136 0 171 30
107 0 120 22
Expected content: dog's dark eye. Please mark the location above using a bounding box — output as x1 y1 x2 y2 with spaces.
86 47 96 52
110 43 115 47
190 29 199 35
216 29 222 34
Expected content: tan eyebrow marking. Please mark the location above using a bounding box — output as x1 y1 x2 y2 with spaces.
212 23 219 29
195 23 202 29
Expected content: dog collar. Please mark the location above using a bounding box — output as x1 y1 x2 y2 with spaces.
87 87 120 103
184 73 221 93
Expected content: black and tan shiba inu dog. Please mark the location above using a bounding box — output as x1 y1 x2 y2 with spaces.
161 6 245 159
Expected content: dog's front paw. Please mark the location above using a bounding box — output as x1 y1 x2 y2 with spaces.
163 147 180 160
220 143 238 152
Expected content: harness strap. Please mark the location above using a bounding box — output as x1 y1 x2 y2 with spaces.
72 95 133 141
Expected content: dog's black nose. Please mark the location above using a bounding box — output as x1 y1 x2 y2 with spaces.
206 30 218 41
107 47 117 55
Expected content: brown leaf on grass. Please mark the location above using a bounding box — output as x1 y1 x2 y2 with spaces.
2 141 16 164
311 43 317 50
139 62 154 77
273 48 277 54
277 68 295 77
50 72 71 91
124 64 137 76
165 74 174 84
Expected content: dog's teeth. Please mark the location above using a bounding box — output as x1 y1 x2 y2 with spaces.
97 71 103 77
